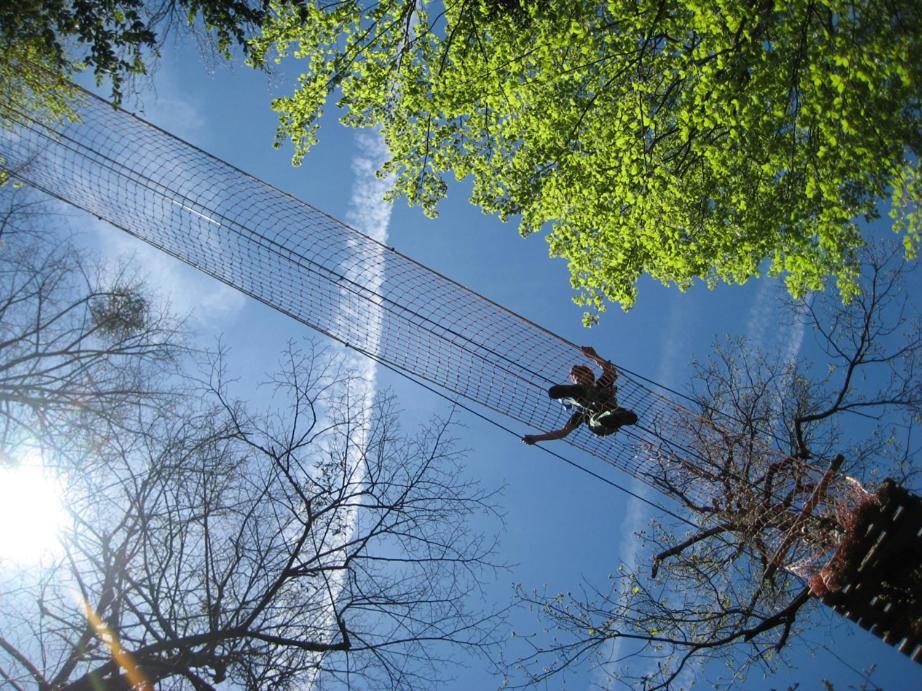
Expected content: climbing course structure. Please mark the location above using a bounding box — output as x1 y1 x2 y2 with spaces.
1 85 919 661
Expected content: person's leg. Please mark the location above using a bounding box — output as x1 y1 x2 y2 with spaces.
613 407 638 426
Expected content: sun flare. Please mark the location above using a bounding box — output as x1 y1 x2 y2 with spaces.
0 458 68 564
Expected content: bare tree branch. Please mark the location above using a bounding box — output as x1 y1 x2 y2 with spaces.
510 243 921 688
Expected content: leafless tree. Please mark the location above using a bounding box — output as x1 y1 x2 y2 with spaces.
0 187 182 465
0 341 501 689
511 243 921 689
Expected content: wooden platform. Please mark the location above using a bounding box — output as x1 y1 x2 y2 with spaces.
819 480 922 662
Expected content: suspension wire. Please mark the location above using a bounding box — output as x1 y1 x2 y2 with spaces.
0 87 847 567
0 107 822 545
355 346 702 530
0 95 712 497
614 363 793 450
359 346 811 578
5 152 716 502
0 154 699 529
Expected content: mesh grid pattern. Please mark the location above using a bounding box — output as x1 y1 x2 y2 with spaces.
0 90 800 510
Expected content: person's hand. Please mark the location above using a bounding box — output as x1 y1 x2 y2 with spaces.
580 345 597 357
522 435 537 445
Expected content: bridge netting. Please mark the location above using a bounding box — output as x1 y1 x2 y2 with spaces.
0 90 699 493
0 86 863 581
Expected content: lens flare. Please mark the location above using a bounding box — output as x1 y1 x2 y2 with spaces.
82 601 152 690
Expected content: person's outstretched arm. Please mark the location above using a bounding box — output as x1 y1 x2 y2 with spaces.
581 345 618 383
522 413 582 445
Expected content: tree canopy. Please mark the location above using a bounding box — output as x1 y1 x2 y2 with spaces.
252 0 922 323
0 0 271 105
0 1 279 186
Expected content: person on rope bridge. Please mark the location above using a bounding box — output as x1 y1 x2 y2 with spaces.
522 346 638 445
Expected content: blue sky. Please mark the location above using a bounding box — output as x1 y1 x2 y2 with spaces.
54 38 922 690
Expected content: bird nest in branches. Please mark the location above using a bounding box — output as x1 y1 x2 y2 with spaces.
809 489 883 597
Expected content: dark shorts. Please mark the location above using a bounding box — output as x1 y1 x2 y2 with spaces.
548 383 615 410
548 383 590 401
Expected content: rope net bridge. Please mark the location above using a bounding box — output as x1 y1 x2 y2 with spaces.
0 89 707 502
1 87 919 660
